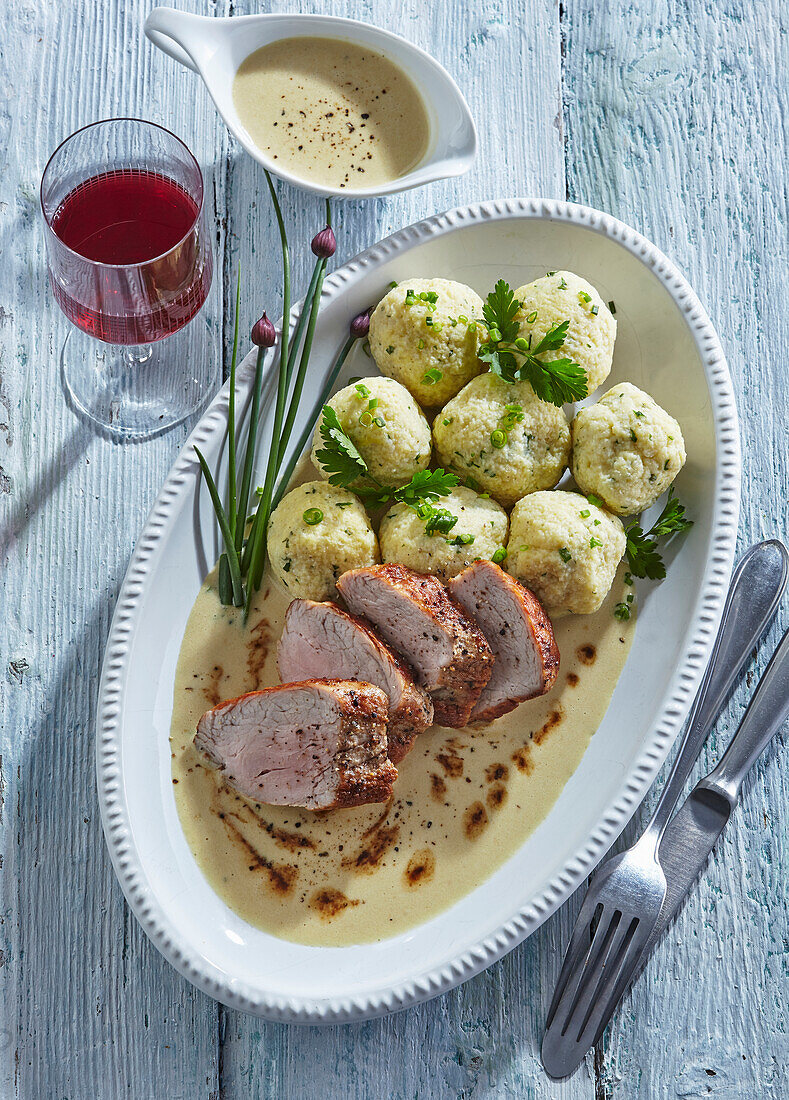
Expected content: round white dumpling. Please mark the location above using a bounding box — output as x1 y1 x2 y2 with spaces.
432 373 571 508
572 382 687 515
369 278 485 407
505 490 625 614
311 376 431 488
513 270 617 395
267 482 379 600
379 486 508 581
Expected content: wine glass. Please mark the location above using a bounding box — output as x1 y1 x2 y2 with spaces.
40 118 217 439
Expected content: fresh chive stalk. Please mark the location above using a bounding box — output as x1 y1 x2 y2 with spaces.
270 325 363 513
244 258 328 599
227 273 241 536
218 275 243 606
198 185 361 621
276 200 333 464
240 174 292 620
235 344 268 557
194 447 244 607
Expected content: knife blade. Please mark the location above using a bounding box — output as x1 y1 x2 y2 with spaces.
650 786 731 946
648 620 789 952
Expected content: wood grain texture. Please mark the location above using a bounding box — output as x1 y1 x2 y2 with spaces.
562 1 789 1097
0 2 223 1097
0 0 786 1096
218 1 577 1095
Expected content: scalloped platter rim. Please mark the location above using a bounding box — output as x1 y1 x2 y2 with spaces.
96 198 740 1022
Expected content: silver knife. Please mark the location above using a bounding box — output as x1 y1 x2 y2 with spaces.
545 541 788 1069
650 619 789 947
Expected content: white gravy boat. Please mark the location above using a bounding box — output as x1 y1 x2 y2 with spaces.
144 7 477 199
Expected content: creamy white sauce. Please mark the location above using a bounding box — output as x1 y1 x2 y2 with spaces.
170 532 634 946
232 36 431 190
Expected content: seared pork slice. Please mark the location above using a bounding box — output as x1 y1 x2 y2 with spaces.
448 560 559 722
337 564 493 728
194 680 397 810
277 600 433 763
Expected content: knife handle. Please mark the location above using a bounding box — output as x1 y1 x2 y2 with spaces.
644 540 788 843
702 622 789 803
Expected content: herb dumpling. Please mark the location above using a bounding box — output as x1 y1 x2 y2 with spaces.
514 271 617 395
432 374 571 509
571 382 687 515
267 482 379 601
379 486 508 581
505 490 625 615
369 278 486 407
311 376 431 488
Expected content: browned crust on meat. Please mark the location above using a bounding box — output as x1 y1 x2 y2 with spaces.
328 680 398 807
449 562 560 723
338 564 494 728
196 679 396 810
279 600 433 763
331 768 397 808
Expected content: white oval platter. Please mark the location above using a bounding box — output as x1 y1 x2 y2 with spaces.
97 198 740 1022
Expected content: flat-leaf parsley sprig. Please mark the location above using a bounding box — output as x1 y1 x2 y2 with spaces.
314 405 459 526
315 406 369 487
624 488 694 580
478 279 588 406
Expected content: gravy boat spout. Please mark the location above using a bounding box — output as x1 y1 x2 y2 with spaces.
144 7 477 199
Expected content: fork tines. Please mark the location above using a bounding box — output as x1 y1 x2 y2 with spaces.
542 900 652 1075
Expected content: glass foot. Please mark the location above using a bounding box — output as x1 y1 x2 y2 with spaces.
60 314 219 440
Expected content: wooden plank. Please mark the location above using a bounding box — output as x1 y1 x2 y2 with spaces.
215 2 586 1098
0 2 226 1096
8 0 784 1094
562 0 789 1096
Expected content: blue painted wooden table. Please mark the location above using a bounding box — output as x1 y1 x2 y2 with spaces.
1 1 787 1096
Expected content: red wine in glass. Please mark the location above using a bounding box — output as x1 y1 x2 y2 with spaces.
41 119 216 438
50 168 211 344
49 168 212 345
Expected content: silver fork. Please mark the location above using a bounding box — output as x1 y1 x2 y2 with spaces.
541 539 788 1078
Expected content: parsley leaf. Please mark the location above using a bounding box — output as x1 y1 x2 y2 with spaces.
393 468 458 506
625 489 694 579
482 279 522 344
480 346 519 381
360 467 459 509
479 282 588 406
532 319 571 355
624 524 665 579
515 352 589 406
314 408 461 540
314 406 369 486
648 488 694 539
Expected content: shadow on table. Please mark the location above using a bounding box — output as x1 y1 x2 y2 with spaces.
10 599 221 1099
214 899 591 1098
0 422 89 561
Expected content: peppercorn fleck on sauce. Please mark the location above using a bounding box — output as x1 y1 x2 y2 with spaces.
232 36 431 189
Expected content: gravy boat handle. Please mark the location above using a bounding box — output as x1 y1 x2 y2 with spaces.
145 7 212 73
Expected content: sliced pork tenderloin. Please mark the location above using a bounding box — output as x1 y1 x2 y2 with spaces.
277 599 433 763
194 679 397 810
448 559 559 722
337 564 493 728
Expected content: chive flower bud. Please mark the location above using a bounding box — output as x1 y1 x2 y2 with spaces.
251 312 276 348
350 308 371 340
311 225 337 259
